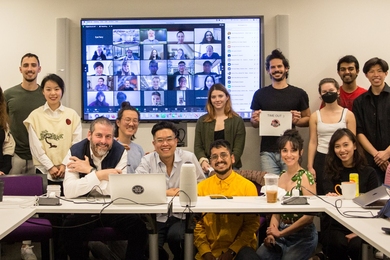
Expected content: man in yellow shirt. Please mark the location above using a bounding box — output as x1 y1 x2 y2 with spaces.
194 139 261 260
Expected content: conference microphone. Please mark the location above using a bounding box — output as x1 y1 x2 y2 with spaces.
179 162 197 207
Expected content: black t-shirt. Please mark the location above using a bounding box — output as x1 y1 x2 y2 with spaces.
322 166 379 194
250 85 309 152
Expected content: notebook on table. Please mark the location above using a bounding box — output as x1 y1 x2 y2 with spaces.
109 174 167 205
352 185 389 209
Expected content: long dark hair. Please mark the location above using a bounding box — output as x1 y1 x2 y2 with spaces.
324 128 367 181
0 86 9 130
278 129 304 165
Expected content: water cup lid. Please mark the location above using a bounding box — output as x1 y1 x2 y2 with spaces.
264 173 279 179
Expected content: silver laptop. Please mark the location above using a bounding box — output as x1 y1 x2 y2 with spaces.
109 174 167 205
353 185 389 209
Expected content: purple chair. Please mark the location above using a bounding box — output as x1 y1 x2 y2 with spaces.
0 175 53 260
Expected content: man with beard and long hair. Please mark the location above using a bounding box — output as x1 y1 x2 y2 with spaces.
194 139 260 260
250 49 310 175
62 117 148 260
320 55 366 110
4 53 46 175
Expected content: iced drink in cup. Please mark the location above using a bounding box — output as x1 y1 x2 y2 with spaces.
264 173 279 203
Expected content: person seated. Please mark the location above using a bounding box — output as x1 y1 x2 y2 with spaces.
116 60 135 76
202 75 215 90
176 31 185 44
173 61 192 75
175 76 189 90
200 31 221 44
88 103 145 259
94 77 108 91
195 61 218 75
92 45 107 60
256 129 318 260
118 76 137 91
149 60 159 75
151 91 162 106
149 49 162 60
92 62 105 76
135 121 205 260
320 128 379 260
173 48 186 60
89 91 109 107
194 139 260 260
143 29 159 44
145 76 164 91
116 92 127 106
124 49 138 60
200 45 220 59
62 117 148 260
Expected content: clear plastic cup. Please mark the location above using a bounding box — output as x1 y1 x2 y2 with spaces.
264 173 279 203
47 185 61 197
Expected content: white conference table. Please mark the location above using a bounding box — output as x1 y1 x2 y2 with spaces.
325 206 390 257
172 195 390 260
0 197 36 240
0 196 168 260
173 195 328 260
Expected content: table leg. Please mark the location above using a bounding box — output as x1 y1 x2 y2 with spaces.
184 213 198 260
142 214 159 260
149 233 159 260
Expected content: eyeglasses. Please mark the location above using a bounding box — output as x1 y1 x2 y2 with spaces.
210 152 230 161
123 118 139 124
155 136 176 144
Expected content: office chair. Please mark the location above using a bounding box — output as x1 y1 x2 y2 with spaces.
0 175 53 260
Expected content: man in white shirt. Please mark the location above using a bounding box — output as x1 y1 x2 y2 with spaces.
136 121 205 260
62 117 148 260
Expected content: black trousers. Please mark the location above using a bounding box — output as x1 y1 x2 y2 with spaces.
62 213 147 260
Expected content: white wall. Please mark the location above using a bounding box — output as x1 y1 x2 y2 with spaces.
1 0 390 170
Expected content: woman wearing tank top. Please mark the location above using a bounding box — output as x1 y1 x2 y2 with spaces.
307 78 356 195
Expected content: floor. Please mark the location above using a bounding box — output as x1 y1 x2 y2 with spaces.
0 242 174 260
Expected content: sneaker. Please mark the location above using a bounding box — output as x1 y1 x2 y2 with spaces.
21 245 37 260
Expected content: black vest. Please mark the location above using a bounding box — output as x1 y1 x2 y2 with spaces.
70 138 125 177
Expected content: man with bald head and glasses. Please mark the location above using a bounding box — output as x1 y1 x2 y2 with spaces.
136 121 205 260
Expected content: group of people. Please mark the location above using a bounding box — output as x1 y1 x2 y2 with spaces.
1 47 389 260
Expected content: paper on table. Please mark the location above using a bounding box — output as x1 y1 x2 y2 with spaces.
259 111 292 136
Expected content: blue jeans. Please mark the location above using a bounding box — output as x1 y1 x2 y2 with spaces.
256 222 318 260
260 152 286 174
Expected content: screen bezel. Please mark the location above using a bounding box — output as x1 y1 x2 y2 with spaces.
80 16 264 122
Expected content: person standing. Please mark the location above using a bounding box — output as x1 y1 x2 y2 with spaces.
194 139 260 260
307 78 356 195
250 49 310 174
24 74 81 189
353 57 390 183
4 53 46 175
0 86 15 175
195 83 245 173
336 55 366 110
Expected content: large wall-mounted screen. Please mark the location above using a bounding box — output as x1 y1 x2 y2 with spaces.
81 16 264 121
